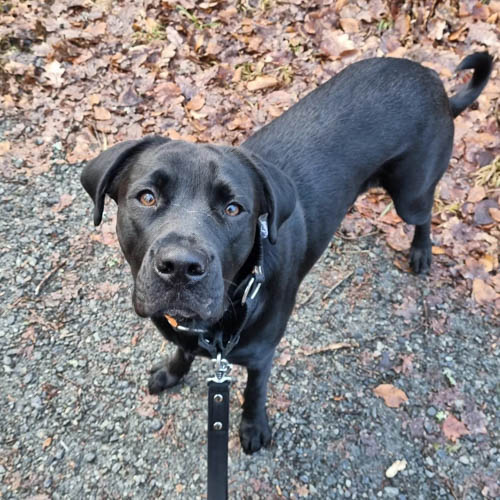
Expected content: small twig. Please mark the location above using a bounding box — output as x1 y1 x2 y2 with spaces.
56 374 82 388
35 260 66 296
119 360 130 377
336 230 378 241
297 340 359 356
7 296 28 310
378 200 394 219
297 284 318 308
322 271 354 301
424 0 440 29
0 176 28 185
421 291 430 334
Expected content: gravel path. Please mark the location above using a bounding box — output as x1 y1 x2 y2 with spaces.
0 137 498 499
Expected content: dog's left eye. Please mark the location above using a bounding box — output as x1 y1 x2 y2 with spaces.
225 202 242 217
139 191 156 207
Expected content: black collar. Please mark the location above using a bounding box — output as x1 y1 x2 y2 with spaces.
170 214 269 359
197 213 268 358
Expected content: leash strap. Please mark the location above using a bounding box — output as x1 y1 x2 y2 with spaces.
207 380 230 500
201 214 269 500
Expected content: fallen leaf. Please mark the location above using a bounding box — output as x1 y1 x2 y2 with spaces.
442 414 469 442
85 20 106 37
136 394 158 418
52 194 74 212
386 225 411 252
43 60 65 88
247 76 278 91
467 185 486 203
385 458 407 478
463 409 488 435
472 278 497 305
468 21 498 45
94 107 112 120
432 246 446 255
394 13 411 39
42 437 52 450
340 18 359 33
0 141 10 154
118 86 141 107
373 384 408 408
186 94 205 111
448 24 468 42
154 81 182 98
273 392 291 412
89 94 101 105
489 207 500 222
394 296 418 321
479 254 497 273
394 354 414 375
320 31 356 59
90 220 119 247
474 199 498 225
335 0 349 11
296 484 309 497
276 350 291 366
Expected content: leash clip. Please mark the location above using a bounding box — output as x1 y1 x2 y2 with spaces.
207 352 232 384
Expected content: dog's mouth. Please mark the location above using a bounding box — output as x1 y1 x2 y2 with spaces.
163 311 210 334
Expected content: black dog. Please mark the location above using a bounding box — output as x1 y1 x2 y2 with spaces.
81 53 492 454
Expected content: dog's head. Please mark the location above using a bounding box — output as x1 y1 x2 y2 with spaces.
81 136 296 327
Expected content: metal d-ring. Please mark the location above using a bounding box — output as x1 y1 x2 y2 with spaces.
241 276 255 305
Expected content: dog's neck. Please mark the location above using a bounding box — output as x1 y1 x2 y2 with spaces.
196 214 269 358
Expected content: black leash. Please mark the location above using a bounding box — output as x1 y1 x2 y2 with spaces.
206 355 231 500
199 214 269 500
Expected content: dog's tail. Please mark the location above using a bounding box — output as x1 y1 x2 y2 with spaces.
449 52 493 118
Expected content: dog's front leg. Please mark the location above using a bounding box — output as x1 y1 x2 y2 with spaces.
409 219 432 273
148 346 194 394
239 352 274 454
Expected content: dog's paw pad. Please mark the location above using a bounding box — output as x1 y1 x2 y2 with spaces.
148 368 180 394
239 417 272 455
409 245 432 274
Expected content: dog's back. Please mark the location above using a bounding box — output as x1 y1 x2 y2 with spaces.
243 55 492 270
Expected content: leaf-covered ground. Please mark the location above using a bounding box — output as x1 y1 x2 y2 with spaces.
1 0 499 311
0 1 499 498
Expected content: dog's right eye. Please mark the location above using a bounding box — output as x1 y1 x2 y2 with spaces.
138 191 156 207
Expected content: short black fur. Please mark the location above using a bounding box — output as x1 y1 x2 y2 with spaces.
81 53 492 454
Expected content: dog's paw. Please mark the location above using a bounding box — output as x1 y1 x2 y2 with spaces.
409 244 432 274
239 415 272 454
148 365 182 394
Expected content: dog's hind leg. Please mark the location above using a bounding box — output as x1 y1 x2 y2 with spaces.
392 190 435 274
382 141 452 273
148 347 194 394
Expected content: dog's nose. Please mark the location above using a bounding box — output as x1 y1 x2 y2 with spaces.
154 247 207 282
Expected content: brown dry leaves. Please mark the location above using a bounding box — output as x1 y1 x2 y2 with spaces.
247 76 279 92
373 384 409 408
442 414 469 442
136 394 159 418
0 0 498 314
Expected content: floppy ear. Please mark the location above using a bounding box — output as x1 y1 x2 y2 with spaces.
80 136 169 226
232 147 297 244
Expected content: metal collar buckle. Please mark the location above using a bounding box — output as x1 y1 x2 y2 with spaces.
207 352 232 384
241 265 263 305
